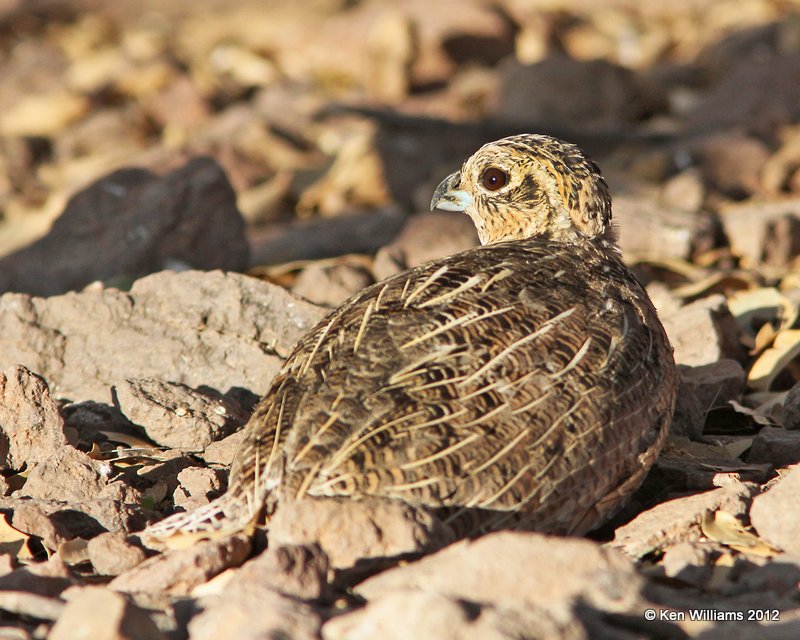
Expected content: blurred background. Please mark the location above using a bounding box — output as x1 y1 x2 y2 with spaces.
1 0 800 332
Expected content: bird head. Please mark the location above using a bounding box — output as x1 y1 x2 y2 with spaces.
431 134 614 246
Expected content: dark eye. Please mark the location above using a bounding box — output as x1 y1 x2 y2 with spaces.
481 167 508 191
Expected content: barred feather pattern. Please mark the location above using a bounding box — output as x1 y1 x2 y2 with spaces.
146 238 676 539
144 134 677 541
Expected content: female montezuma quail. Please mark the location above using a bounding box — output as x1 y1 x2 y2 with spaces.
147 134 678 540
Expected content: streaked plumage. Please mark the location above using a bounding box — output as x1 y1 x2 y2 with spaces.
145 134 677 540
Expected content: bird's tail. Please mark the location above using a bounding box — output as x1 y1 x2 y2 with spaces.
139 492 258 548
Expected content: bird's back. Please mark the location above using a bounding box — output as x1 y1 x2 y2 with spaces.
224 236 676 536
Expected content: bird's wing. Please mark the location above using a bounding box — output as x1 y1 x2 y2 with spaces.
227 240 674 534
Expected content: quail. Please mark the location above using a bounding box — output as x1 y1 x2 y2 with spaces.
146 133 678 540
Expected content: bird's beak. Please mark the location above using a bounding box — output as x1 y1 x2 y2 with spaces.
430 172 472 212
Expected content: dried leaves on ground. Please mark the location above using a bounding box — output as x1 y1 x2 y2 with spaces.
1 0 800 637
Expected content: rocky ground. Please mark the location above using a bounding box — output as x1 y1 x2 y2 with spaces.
1 0 800 637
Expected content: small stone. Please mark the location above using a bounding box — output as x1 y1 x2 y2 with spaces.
268 497 453 570
694 133 770 199
201 430 245 467
679 359 746 423
115 380 245 450
661 169 705 213
661 541 717 588
784 382 800 430
323 590 573 640
719 199 800 267
189 582 321 640
750 464 800 556
611 481 759 558
748 427 800 467
661 295 744 366
233 543 329 600
172 467 224 510
0 366 107 504
109 535 251 596
49 587 165 640
88 532 146 577
0 555 73 598
356 531 643 618
614 192 716 261
292 263 372 307
372 211 479 281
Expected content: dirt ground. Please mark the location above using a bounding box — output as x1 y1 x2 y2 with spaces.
1 0 800 638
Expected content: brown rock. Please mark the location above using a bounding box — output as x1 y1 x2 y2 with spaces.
0 591 65 622
750 465 800 556
372 211 479 281
762 126 800 195
11 503 72 552
201 430 245 467
694 133 770 199
268 497 453 570
660 541 718 588
661 295 744 366
681 360 745 410
688 54 800 136
614 192 717 262
114 379 244 450
0 555 73 598
88 532 146 577
0 270 325 403
172 467 224 511
653 444 772 493
611 481 760 558
323 590 578 640
670 385 705 440
232 543 329 600
719 198 800 267
748 427 800 467
0 366 107 503
249 208 406 266
49 587 165 640
496 54 664 129
356 531 642 617
661 168 706 214
0 492 144 545
670 357 745 439
292 263 372 308
144 75 210 130
785 382 800 430
189 581 321 640
0 158 248 296
109 534 251 596
0 366 65 468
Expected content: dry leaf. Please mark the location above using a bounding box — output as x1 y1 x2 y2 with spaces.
190 567 237 597
701 510 778 557
748 329 800 391
0 515 34 561
728 287 798 350
719 438 754 459
86 443 105 460
629 256 703 281
671 272 755 300
729 399 776 426
0 91 88 137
